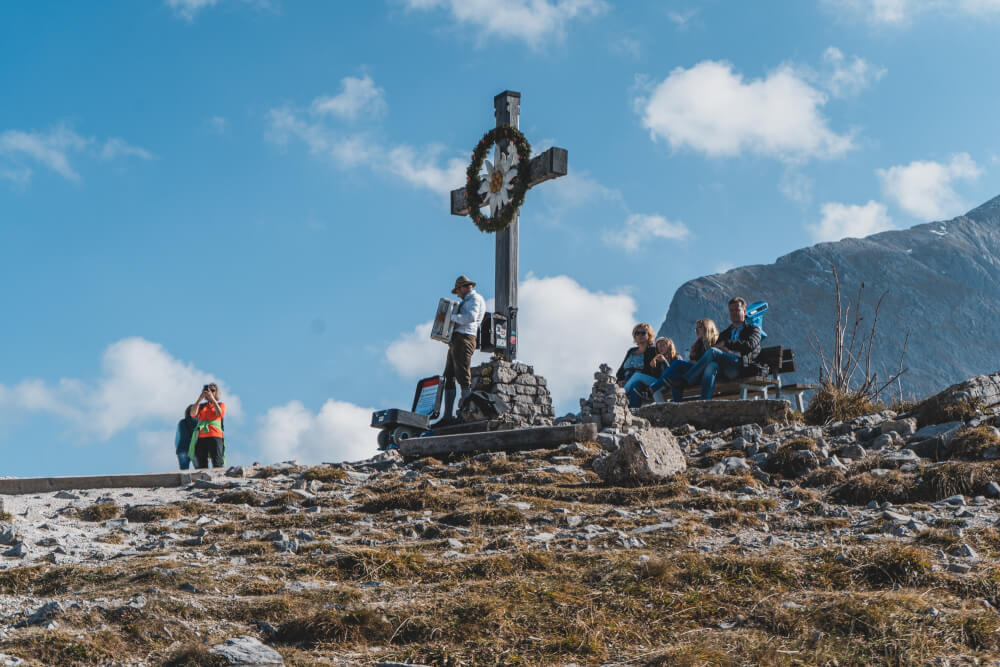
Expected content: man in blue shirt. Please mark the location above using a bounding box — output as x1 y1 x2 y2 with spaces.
437 275 486 424
673 296 762 400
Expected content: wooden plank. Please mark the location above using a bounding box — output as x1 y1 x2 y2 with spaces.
449 147 569 216
398 423 598 459
0 471 210 496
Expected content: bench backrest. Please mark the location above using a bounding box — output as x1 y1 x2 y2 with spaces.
757 346 783 377
780 348 796 374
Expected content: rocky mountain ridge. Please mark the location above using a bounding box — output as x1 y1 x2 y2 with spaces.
658 194 1000 399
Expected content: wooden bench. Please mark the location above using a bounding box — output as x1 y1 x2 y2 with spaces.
667 346 817 411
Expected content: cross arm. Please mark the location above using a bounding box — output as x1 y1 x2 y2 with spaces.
450 147 568 216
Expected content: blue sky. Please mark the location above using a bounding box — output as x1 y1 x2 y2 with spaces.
2 0 998 476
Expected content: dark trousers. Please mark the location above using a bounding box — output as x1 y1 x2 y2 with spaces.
195 436 224 469
443 332 477 390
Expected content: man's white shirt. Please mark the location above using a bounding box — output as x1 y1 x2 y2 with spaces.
451 289 486 335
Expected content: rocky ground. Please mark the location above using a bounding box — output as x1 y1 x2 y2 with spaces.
3 379 1000 664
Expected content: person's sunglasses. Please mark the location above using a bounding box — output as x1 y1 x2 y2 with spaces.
633 331 647 337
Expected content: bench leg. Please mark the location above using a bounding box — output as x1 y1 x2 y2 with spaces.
795 392 805 412
740 387 748 400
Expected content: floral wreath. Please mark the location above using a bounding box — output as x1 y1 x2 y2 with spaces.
465 125 532 233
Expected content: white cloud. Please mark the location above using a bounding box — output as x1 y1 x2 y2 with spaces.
100 138 155 161
386 145 466 195
256 399 376 465
877 153 982 220
0 125 153 185
821 46 886 98
209 116 228 133
634 60 853 161
809 200 895 242
779 171 814 205
385 275 638 411
166 0 219 21
0 337 241 441
267 88 464 195
402 0 608 46
667 9 698 27
603 213 690 252
825 0 1000 24
612 36 641 58
311 75 387 120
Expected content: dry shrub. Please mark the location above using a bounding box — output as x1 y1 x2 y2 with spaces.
275 607 392 647
949 426 1000 460
265 491 306 507
763 437 821 478
163 644 227 667
300 465 347 482
915 396 982 428
833 469 916 505
124 504 181 522
800 467 847 488
358 490 460 514
850 544 934 587
215 490 263 506
804 382 880 425
0 511 13 522
80 502 121 522
953 612 1000 651
326 548 427 580
706 509 761 528
460 552 554 579
914 461 1000 501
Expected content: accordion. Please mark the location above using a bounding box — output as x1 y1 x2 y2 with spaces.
430 298 460 343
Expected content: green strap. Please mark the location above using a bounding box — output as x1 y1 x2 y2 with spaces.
188 418 223 459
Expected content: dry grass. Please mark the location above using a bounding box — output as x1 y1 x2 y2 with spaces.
949 426 1000 460
834 469 917 505
80 502 121 522
300 465 348 482
804 382 881 425
915 396 983 428
124 504 182 522
763 437 822 478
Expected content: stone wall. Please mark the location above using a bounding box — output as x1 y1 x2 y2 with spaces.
466 359 555 427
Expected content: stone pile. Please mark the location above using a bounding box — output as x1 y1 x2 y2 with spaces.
466 358 554 427
579 364 633 430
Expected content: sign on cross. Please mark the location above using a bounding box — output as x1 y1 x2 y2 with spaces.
450 90 568 361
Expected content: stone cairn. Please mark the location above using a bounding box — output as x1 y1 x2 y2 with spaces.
466 359 555 427
579 364 633 431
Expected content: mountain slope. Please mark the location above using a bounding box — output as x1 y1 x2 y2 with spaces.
658 195 1000 398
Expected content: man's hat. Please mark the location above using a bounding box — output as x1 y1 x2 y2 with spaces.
451 275 476 294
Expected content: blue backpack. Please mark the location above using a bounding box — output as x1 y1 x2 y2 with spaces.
746 301 768 341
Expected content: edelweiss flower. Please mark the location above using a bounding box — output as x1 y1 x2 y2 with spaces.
477 147 519 217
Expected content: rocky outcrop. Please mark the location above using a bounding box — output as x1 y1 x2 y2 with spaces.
910 371 1000 427
592 427 686 484
658 195 1000 400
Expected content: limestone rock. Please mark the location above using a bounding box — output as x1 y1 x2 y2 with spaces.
592 428 686 484
211 636 285 666
911 372 1000 426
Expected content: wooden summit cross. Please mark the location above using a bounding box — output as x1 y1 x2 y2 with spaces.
450 90 568 361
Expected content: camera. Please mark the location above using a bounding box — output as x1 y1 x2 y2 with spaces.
203 384 210 391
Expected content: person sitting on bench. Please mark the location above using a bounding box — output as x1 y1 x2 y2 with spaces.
632 336 682 404
648 318 718 402
616 323 659 408
672 297 761 400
